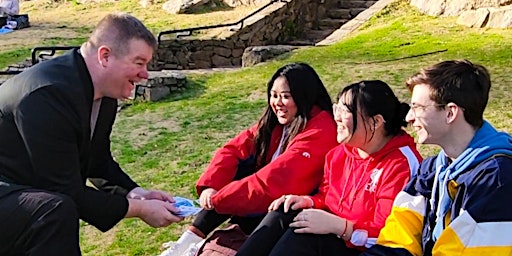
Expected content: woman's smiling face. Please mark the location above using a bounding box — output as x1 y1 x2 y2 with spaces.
270 76 297 125
334 92 370 147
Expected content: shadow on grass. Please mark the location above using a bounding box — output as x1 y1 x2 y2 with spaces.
114 77 207 113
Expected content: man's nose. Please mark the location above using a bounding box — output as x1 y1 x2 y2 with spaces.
139 69 149 80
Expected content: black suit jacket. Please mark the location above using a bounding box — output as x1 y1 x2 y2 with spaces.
0 49 138 231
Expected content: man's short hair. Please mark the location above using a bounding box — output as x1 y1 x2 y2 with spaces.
86 12 157 56
406 59 491 129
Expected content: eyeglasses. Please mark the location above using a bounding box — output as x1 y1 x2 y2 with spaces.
333 103 352 118
409 103 446 117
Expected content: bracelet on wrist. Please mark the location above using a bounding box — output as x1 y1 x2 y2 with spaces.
337 220 348 239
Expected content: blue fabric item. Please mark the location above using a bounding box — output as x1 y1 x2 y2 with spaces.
173 196 202 217
0 27 13 34
431 121 512 240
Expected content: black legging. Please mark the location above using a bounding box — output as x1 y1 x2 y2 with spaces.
236 206 361 256
192 209 264 236
236 205 300 255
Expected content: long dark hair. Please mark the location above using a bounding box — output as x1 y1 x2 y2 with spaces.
337 80 409 141
254 63 332 166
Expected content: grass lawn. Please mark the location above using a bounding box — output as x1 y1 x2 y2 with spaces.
2 0 511 255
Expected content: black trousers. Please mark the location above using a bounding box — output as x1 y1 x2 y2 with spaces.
236 207 361 256
0 183 80 256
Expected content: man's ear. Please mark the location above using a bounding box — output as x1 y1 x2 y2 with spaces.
445 102 462 124
97 45 111 67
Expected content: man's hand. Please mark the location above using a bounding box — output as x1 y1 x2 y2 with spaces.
127 187 175 203
289 209 350 238
268 195 314 212
126 198 182 227
199 188 217 210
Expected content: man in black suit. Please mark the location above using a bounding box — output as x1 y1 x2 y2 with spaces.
0 13 182 255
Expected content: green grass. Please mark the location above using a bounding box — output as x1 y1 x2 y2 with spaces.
4 0 512 254
0 49 30 69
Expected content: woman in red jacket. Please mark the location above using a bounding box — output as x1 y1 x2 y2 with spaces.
235 80 423 256
159 63 338 256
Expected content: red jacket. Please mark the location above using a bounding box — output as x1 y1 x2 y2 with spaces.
196 108 338 216
309 132 422 248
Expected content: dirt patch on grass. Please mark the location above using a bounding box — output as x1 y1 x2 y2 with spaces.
0 23 81 52
123 110 181 131
114 110 181 148
129 119 181 147
246 89 265 102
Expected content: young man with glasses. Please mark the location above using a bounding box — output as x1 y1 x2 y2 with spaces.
362 60 512 256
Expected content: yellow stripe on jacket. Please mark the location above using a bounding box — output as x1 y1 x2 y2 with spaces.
376 191 426 256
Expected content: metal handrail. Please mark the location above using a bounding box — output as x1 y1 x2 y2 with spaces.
0 46 78 76
157 0 286 44
31 46 78 65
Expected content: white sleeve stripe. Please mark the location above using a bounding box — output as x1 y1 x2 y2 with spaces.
451 210 512 247
398 146 420 178
392 191 427 214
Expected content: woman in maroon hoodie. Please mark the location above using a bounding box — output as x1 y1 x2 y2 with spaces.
236 80 423 256
159 63 338 256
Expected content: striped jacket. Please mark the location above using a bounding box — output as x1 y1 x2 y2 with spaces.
363 154 512 256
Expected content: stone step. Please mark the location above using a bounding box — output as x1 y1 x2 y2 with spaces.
288 29 334 46
327 8 352 19
286 39 316 46
318 18 349 29
338 0 377 9
350 7 368 17
304 29 334 40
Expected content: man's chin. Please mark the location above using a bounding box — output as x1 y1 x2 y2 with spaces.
119 91 133 100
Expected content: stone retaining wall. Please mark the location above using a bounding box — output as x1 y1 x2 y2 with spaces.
134 71 187 101
151 0 328 70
